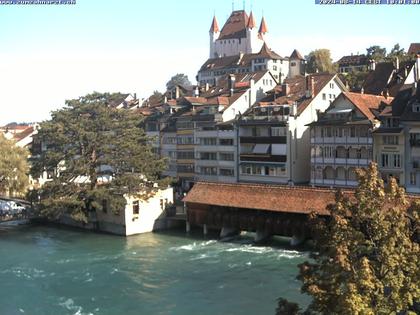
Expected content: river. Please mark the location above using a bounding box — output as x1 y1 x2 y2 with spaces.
0 224 310 315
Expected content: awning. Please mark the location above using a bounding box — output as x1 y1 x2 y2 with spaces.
252 144 270 154
271 144 287 155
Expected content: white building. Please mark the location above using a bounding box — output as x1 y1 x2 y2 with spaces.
238 73 346 185
310 92 392 187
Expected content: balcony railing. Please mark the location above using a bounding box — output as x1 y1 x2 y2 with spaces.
410 139 420 147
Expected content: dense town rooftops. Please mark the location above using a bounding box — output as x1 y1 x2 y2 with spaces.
258 73 340 115
200 43 284 73
362 60 415 97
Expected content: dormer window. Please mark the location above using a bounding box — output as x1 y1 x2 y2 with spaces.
413 103 420 113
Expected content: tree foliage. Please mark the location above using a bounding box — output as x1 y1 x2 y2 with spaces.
277 163 419 315
366 45 387 63
166 73 192 90
30 92 168 223
306 49 337 74
342 70 370 92
0 134 29 197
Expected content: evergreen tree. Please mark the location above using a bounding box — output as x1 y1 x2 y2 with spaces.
30 92 168 223
0 134 29 197
166 73 192 90
366 45 387 63
277 163 419 315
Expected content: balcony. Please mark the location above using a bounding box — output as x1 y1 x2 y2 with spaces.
240 136 286 144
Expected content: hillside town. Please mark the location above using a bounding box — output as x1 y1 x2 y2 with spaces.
1 10 420 238
1 5 420 315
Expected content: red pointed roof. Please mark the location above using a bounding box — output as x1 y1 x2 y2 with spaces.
259 17 268 34
209 15 220 33
247 11 256 29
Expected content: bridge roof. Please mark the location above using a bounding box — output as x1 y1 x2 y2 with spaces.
183 182 342 216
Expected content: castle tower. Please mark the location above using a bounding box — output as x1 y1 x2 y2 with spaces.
258 17 268 43
209 15 220 58
289 49 306 78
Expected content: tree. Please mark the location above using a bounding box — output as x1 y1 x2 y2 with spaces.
166 73 192 90
0 134 29 197
145 90 164 106
342 70 369 92
387 43 411 63
366 45 387 62
277 163 419 315
306 49 337 74
30 92 168 223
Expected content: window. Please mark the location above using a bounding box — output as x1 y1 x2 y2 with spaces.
329 83 335 89
383 136 399 145
219 138 234 146
200 152 217 160
323 146 335 158
177 151 195 160
177 137 194 145
273 66 277 71
219 153 234 161
271 127 286 137
413 103 420 113
410 173 417 185
102 199 108 213
200 138 217 146
220 168 234 177
381 154 389 168
291 62 296 66
132 201 139 215
381 153 401 168
164 137 177 144
393 154 401 168
322 93 326 100
200 167 217 176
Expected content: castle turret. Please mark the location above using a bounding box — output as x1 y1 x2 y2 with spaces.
258 17 268 42
246 11 263 54
209 15 220 58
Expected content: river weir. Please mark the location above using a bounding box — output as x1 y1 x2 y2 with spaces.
0 225 310 315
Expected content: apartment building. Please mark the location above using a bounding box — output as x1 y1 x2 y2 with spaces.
309 92 392 187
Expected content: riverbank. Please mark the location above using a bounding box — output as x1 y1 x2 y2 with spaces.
0 224 310 315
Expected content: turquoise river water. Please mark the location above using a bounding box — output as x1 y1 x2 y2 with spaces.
0 224 310 315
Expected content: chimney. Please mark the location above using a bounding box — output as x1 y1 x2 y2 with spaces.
194 86 199 98
415 54 420 81
205 83 210 92
229 74 236 96
395 57 400 71
361 87 364 94
164 96 168 103
175 86 180 99
306 75 315 98
133 93 137 100
369 59 376 71
282 83 290 96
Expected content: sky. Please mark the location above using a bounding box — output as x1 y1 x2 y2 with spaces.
0 0 419 125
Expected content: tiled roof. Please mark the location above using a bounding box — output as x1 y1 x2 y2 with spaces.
343 92 393 121
219 10 249 40
13 126 35 142
290 49 304 60
362 61 415 97
209 15 220 33
184 182 344 216
337 54 368 67
258 42 282 60
408 43 420 55
258 73 339 115
258 17 268 34
246 11 256 29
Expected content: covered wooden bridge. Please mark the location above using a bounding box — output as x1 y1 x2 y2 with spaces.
183 182 340 243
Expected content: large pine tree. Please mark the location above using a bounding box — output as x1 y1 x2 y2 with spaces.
30 92 168 222
277 163 419 315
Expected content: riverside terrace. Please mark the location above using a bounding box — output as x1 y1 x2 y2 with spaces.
0 197 33 223
183 182 420 244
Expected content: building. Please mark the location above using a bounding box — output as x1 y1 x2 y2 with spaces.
337 54 369 74
408 43 420 55
373 83 420 193
309 92 393 187
237 73 347 185
199 10 304 86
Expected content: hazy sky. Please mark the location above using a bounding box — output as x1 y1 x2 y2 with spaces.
0 0 419 125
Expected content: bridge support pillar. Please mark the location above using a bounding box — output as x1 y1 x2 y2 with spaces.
255 229 272 243
290 234 306 247
186 221 191 233
203 224 208 236
220 227 240 239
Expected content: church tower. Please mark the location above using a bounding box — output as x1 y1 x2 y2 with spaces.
209 15 220 58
